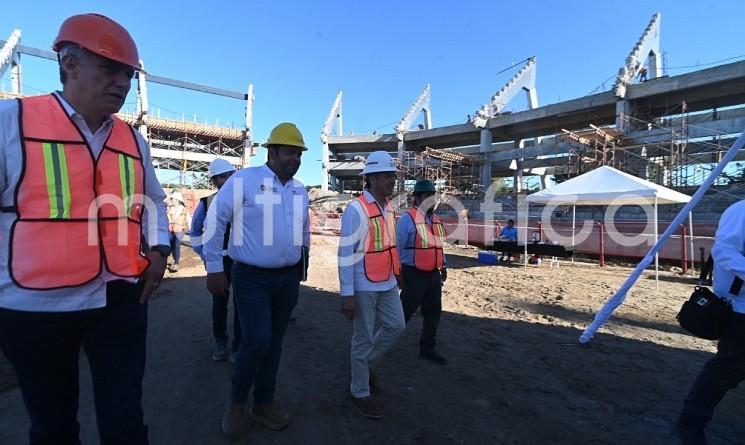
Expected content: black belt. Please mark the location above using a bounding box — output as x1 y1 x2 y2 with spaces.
235 261 300 274
402 264 440 273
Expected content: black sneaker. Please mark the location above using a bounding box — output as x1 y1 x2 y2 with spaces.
419 350 447 365
212 344 229 361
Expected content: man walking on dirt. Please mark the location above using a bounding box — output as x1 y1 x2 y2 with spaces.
205 123 310 438
338 150 405 419
677 200 745 444
0 14 169 444
191 158 240 362
397 179 448 365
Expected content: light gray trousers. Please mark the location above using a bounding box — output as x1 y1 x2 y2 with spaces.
349 287 406 397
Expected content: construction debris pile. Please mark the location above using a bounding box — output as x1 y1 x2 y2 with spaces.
308 188 354 214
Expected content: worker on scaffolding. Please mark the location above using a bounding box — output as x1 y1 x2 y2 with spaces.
397 179 448 365
205 123 310 438
0 14 169 444
190 158 240 362
637 64 648 82
338 150 406 419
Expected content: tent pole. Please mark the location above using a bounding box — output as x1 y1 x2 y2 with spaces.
689 212 695 274
572 205 576 264
654 197 659 289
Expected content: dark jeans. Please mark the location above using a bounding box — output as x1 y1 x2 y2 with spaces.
212 257 241 350
0 280 148 445
168 231 184 264
680 311 745 430
698 254 714 284
230 262 299 405
400 265 442 352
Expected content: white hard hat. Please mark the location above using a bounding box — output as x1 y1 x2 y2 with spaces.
209 158 235 177
360 151 399 176
170 191 184 203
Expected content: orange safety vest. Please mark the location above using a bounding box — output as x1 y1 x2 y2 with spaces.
358 194 400 282
7 94 150 290
406 208 447 271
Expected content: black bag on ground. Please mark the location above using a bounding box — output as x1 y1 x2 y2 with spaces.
676 286 732 340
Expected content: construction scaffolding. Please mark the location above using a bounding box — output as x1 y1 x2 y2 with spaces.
558 125 623 180
397 147 478 195
118 112 246 188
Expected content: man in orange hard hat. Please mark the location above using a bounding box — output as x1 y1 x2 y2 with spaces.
0 14 169 444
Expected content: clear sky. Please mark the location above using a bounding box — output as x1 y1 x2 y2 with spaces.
2 0 744 186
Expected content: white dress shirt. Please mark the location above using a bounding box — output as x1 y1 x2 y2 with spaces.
712 200 745 314
0 92 169 312
203 164 310 273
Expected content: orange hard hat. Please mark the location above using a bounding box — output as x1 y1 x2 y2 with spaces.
53 13 140 70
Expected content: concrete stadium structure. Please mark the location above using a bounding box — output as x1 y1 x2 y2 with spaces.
323 13 745 197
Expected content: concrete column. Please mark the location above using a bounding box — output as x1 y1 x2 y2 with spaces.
10 60 21 95
479 129 492 188
321 142 329 191
515 140 525 194
242 141 252 168
397 139 405 163
616 100 631 133
243 84 255 168
649 50 662 79
135 68 149 142
526 88 539 109
539 174 548 190
423 107 432 130
397 139 406 194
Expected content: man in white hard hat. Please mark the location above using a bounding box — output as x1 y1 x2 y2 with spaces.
190 158 240 362
338 150 405 419
205 123 310 438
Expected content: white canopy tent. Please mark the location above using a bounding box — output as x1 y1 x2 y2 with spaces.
525 166 693 283
576 132 745 343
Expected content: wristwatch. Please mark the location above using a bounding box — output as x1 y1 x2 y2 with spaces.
149 245 172 259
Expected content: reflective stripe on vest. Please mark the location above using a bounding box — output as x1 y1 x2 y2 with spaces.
407 208 446 271
358 194 400 282
9 94 150 290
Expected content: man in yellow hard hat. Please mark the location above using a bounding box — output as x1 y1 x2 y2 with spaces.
0 14 169 444
205 122 310 438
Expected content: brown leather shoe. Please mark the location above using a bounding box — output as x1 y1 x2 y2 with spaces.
221 403 248 439
350 394 384 420
250 403 290 431
369 368 383 394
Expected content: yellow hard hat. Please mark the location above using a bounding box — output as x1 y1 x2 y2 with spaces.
262 123 308 151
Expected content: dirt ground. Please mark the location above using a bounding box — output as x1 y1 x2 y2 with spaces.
1 235 744 444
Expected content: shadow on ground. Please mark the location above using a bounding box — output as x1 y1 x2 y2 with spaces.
1 274 743 445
